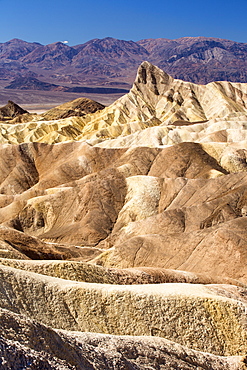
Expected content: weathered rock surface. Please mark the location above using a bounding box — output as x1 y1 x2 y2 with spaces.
0 259 244 286
0 337 72 370
1 141 247 283
2 61 247 146
1 308 244 370
0 264 247 356
0 226 103 260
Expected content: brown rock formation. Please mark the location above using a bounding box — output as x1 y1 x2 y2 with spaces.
0 141 247 283
0 100 28 120
1 308 244 370
40 97 105 120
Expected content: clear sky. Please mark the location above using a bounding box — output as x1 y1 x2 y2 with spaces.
1 0 247 45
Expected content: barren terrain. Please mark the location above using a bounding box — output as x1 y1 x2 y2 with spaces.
1 62 247 369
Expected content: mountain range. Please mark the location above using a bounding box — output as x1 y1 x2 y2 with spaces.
1 36 247 91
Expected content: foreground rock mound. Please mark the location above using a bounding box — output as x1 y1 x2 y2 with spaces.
0 259 244 286
0 264 247 356
1 309 244 370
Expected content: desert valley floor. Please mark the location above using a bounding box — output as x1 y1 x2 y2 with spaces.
1 62 247 369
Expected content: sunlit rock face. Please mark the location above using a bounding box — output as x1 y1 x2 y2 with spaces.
1 307 245 370
0 264 247 357
2 61 247 145
0 141 247 283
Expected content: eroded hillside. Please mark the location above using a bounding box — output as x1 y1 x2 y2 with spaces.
2 61 247 146
1 62 247 369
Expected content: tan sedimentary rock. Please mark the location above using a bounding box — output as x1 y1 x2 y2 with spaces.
0 259 244 286
0 308 244 370
0 239 28 260
98 218 247 282
1 141 247 281
0 264 247 356
1 62 247 365
94 171 247 281
1 62 247 145
98 219 247 284
0 225 104 260
39 97 105 120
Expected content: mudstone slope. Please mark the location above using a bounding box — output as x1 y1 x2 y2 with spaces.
1 62 247 368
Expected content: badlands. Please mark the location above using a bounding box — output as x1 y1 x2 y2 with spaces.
1 61 247 368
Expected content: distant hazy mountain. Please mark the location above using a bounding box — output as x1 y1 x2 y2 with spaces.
5 76 129 94
5 76 62 91
1 36 247 88
0 38 41 60
137 37 247 84
21 42 78 68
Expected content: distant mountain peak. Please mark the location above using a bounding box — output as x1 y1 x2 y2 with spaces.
6 38 42 46
1 35 247 93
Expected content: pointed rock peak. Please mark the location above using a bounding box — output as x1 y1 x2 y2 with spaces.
102 37 116 41
134 61 173 96
6 38 42 46
7 38 24 43
7 38 29 44
46 41 70 48
137 61 173 83
0 101 28 119
41 97 105 120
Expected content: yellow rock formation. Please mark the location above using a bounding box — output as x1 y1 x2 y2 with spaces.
1 61 247 146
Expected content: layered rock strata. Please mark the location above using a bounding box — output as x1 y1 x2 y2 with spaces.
1 308 244 370
0 141 247 282
1 62 247 145
0 264 247 356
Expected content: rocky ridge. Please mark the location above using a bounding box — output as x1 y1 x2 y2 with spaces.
1 62 247 368
2 36 247 89
2 61 247 145
1 307 244 370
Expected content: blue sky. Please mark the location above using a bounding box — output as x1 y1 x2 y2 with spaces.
1 0 247 45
